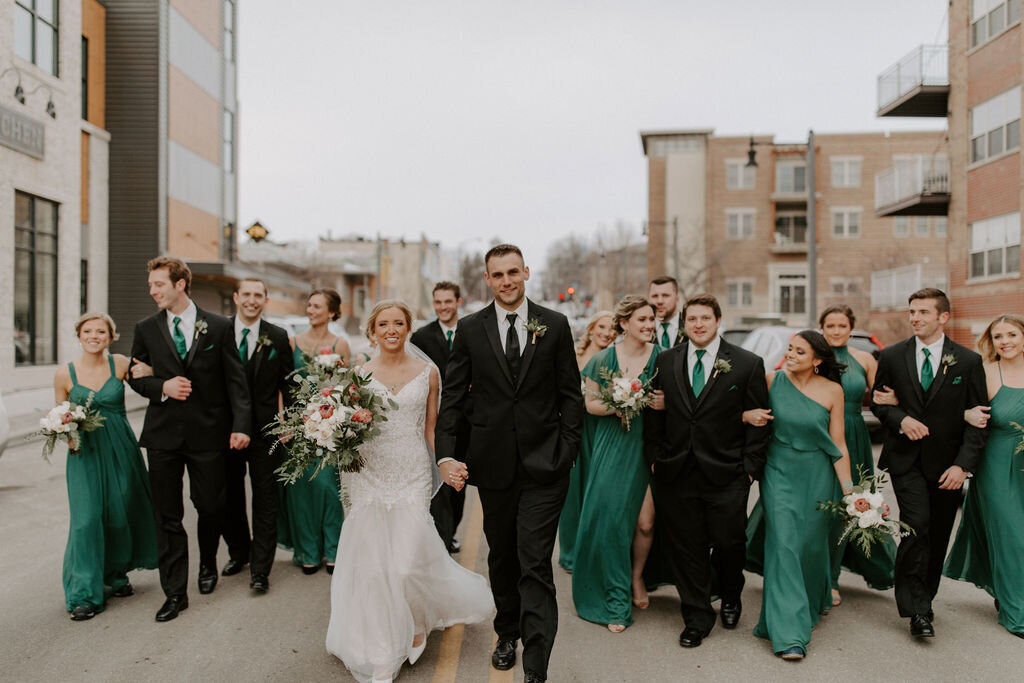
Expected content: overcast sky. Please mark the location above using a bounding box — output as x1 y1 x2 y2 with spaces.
237 0 948 269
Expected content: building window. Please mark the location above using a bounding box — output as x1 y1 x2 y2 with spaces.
893 216 910 238
830 278 862 296
81 36 88 120
934 216 947 236
224 0 236 62
914 216 930 237
14 1 59 76
971 85 1021 163
830 156 862 188
774 212 807 246
775 162 806 193
777 273 807 314
969 211 1021 279
223 109 234 173
726 159 755 190
831 208 861 238
80 258 88 313
971 0 1021 48
14 191 59 366
726 278 754 307
726 208 755 239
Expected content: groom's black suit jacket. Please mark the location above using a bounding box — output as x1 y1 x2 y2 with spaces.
230 316 293 437
129 307 251 451
435 300 584 489
871 336 987 480
644 339 770 485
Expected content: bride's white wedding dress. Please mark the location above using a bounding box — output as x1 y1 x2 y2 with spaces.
325 365 494 682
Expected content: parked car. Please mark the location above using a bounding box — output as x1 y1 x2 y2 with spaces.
0 389 9 458
720 326 752 347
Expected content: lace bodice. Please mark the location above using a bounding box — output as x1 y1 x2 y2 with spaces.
343 364 434 511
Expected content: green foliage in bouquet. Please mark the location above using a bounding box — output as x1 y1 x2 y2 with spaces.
37 392 106 462
817 466 914 559
593 366 657 432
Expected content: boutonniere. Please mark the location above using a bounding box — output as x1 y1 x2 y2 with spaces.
942 353 957 375
256 334 273 352
194 319 208 340
525 318 548 345
712 358 732 379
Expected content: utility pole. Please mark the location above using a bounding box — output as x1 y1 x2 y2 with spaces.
807 130 817 327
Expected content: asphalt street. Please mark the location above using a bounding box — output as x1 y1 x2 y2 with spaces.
1 415 1021 682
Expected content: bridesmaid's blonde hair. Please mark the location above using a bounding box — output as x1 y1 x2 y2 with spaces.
74 312 120 341
576 311 614 358
977 314 1024 362
364 300 414 344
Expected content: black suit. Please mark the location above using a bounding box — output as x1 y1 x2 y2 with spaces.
222 318 294 577
435 300 583 679
409 319 467 549
129 305 251 598
871 336 988 617
644 339 770 633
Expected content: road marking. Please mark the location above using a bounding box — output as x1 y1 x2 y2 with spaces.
431 488 486 683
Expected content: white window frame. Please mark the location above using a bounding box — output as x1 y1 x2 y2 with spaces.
830 156 862 188
968 211 1021 281
726 208 756 240
726 277 755 308
774 211 808 246
726 159 755 190
829 277 862 296
831 207 861 239
914 216 930 237
934 216 948 237
970 85 1022 164
893 216 910 238
970 0 1021 49
769 264 809 316
775 161 807 194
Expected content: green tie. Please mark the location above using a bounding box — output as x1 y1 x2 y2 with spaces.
239 328 250 364
446 329 454 351
172 316 187 359
692 349 707 396
921 347 934 391
661 322 671 349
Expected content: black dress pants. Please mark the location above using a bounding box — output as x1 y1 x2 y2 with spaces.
223 437 280 576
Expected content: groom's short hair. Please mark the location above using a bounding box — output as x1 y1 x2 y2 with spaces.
484 244 523 269
147 256 192 296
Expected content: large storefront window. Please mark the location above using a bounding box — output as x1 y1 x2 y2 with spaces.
15 191 59 366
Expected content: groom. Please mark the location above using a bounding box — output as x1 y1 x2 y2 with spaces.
128 257 251 622
435 244 583 683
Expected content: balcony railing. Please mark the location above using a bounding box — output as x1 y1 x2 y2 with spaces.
770 231 808 253
875 156 950 215
877 45 949 116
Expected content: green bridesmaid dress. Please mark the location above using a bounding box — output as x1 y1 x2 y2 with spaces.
558 403 597 572
63 356 157 612
828 346 895 590
944 367 1024 637
752 372 843 655
276 346 345 567
571 344 659 626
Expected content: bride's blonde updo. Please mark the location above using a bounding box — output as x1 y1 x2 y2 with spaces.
364 299 415 345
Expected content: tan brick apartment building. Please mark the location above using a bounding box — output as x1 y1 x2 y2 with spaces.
642 129 949 342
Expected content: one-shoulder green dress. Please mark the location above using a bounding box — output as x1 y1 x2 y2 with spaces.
63 356 157 612
829 346 895 590
277 347 345 567
571 344 660 626
944 369 1024 637
751 372 843 654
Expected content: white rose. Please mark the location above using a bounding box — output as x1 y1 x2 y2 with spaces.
858 509 882 528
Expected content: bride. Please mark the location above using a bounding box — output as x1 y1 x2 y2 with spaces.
326 300 494 683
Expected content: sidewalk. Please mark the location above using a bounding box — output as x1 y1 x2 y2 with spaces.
4 385 148 442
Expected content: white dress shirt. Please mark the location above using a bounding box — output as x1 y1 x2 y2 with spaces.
166 300 197 352
497 299 528 355
440 320 457 348
659 315 680 348
687 334 721 384
235 316 261 360
915 334 945 383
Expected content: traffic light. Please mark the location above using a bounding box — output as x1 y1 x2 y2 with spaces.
567 286 575 296
558 292 566 302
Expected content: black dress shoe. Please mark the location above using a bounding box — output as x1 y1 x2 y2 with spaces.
720 601 742 629
910 614 934 638
491 638 517 670
221 559 248 576
679 627 709 648
70 605 97 621
155 596 188 622
111 583 134 598
250 574 269 593
524 673 545 683
198 565 218 594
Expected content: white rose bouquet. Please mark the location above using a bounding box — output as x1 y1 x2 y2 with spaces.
37 393 106 460
593 367 657 432
818 467 913 558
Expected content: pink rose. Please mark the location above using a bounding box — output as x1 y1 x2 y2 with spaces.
348 385 361 402
352 408 373 424
853 498 871 513
61 412 74 424
882 503 891 518
630 380 642 393
318 404 334 419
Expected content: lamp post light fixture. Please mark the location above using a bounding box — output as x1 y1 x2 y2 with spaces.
27 83 57 118
746 131 818 327
246 220 269 242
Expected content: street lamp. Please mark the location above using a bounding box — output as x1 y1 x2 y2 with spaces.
246 220 269 242
746 131 818 327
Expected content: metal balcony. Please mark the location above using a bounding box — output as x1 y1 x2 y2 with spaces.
877 45 949 117
875 156 950 216
770 232 809 254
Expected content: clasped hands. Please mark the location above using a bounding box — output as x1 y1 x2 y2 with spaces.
440 460 468 492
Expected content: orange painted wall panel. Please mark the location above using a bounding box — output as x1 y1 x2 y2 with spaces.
170 0 221 49
81 0 106 128
168 198 220 261
168 66 221 165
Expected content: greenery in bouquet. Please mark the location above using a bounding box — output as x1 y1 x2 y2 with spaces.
37 393 106 461
269 366 396 483
593 366 657 432
294 347 349 388
818 466 914 558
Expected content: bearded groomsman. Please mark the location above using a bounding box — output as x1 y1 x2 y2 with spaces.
221 278 294 593
649 276 685 348
128 257 251 622
410 281 468 552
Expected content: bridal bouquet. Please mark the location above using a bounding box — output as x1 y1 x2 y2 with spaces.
818 468 913 558
37 394 106 461
593 367 657 432
296 347 348 384
270 366 396 482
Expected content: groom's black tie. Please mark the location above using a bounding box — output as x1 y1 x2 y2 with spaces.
505 313 521 381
